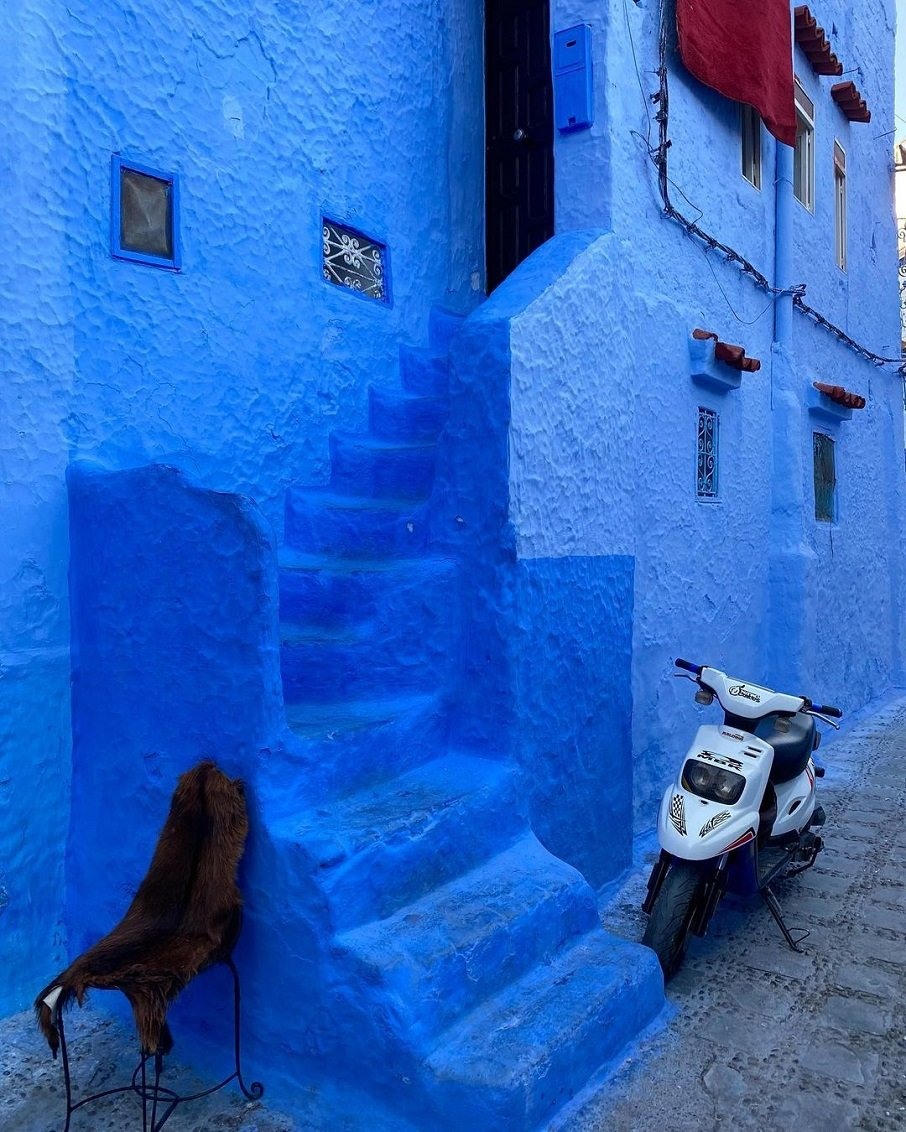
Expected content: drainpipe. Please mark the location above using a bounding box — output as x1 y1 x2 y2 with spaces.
766 138 814 695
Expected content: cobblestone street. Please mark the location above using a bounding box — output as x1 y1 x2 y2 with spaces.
3 696 905 1131
559 694 906 1132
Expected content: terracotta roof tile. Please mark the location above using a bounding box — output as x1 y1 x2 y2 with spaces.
831 80 871 123
692 328 761 373
813 382 866 409
794 6 843 76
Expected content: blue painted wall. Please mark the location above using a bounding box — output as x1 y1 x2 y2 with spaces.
64 462 282 958
0 0 484 1011
509 0 904 831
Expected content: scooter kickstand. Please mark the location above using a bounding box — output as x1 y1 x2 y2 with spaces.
762 885 809 953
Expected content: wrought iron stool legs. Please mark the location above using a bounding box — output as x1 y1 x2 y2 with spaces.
53 959 263 1132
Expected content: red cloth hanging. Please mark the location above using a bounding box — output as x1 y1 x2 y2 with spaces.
677 0 797 147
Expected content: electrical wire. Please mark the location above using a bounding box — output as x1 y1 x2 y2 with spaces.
638 2 906 373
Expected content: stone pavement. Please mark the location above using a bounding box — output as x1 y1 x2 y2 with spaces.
2 695 905 1131
557 694 906 1132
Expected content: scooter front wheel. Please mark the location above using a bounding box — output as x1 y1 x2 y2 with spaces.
642 859 703 980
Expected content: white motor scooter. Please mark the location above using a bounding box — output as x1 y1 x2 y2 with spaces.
642 658 842 978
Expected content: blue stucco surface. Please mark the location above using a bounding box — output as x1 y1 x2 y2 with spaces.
512 0 904 830
511 556 635 888
3 0 904 1126
0 0 483 1015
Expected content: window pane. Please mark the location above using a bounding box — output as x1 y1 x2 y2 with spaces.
813 433 836 521
741 105 761 188
120 168 173 258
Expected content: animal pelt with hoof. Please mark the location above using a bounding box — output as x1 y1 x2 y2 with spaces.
35 760 248 1058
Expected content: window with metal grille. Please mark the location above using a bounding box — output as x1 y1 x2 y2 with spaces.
111 156 180 270
794 81 815 211
322 218 389 303
696 407 719 499
740 104 761 189
813 432 836 521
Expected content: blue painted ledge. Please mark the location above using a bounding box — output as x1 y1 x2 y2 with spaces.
806 384 854 423
689 333 743 392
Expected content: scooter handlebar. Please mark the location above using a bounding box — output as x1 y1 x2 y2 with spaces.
812 703 842 718
674 657 703 675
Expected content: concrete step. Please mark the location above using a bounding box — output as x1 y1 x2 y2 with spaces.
278 551 458 631
425 931 664 1130
399 344 449 397
330 432 436 500
337 834 598 1041
283 489 429 558
280 595 457 702
270 754 526 931
278 693 448 801
368 385 448 442
429 307 466 355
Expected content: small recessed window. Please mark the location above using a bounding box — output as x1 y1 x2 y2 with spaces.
834 141 847 270
740 104 761 189
697 407 719 499
322 218 389 303
813 432 836 521
794 81 815 211
111 156 180 270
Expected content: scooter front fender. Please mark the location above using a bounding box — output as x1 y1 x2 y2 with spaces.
657 785 760 862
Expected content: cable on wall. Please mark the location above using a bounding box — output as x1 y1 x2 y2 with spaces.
642 4 906 374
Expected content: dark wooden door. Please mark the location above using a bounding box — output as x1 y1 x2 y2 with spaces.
485 0 554 293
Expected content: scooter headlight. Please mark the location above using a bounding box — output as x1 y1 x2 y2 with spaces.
682 759 746 805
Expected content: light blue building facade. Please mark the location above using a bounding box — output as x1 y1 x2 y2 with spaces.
1 1 901 1128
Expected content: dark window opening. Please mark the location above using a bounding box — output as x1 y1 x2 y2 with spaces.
111 157 179 269
813 432 836 521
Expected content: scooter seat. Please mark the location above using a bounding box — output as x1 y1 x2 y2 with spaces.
754 712 816 785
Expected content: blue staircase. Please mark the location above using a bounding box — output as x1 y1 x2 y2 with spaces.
250 308 662 1129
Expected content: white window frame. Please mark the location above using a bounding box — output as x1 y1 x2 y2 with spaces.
794 80 815 211
740 104 761 189
834 141 847 270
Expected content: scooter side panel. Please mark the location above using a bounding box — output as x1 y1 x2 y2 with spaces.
771 762 817 838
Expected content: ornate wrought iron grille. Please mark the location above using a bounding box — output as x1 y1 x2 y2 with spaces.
322 220 387 302
813 432 836 522
696 407 719 499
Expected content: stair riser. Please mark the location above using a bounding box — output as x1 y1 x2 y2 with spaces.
284 492 429 558
324 771 525 931
342 881 598 1041
330 437 436 500
429 963 664 1131
281 638 456 702
369 386 448 442
429 308 465 355
279 559 458 631
400 345 449 397
277 704 450 805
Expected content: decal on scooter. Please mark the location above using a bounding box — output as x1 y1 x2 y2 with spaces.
669 793 687 836
721 730 746 742
728 684 762 703
724 827 756 850
697 750 745 772
699 810 731 837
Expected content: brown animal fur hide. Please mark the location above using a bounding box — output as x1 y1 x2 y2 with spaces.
35 760 248 1057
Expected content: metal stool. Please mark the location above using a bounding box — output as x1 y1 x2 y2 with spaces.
47 958 263 1132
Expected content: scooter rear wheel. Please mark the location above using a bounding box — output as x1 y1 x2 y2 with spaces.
642 859 703 980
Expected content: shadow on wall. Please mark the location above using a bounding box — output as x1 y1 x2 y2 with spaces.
64 461 282 960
